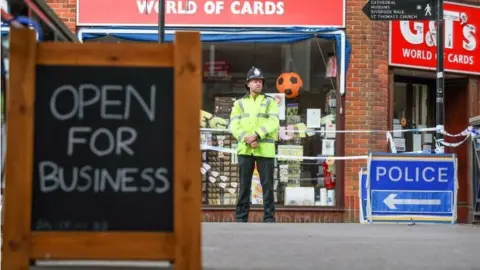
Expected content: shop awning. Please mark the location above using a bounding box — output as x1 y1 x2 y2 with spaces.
77 26 351 95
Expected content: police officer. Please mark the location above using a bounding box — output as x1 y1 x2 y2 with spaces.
230 66 280 223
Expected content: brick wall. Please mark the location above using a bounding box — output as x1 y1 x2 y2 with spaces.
343 0 390 222
203 208 344 223
45 0 76 34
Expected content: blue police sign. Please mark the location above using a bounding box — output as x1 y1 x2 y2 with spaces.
367 153 457 224
359 168 368 223
371 190 453 213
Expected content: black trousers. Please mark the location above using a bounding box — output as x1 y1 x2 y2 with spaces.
236 155 275 222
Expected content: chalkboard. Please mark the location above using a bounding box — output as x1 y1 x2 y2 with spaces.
4 29 201 270
31 65 174 232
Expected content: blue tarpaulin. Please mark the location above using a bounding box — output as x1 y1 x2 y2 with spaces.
1 26 7 37
1 17 44 40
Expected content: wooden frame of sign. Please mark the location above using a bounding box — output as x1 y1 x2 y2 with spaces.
2 28 201 270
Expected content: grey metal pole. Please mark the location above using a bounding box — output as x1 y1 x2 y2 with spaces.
158 0 165 43
435 0 445 153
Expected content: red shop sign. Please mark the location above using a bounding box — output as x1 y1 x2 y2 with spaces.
389 2 479 75
77 0 345 28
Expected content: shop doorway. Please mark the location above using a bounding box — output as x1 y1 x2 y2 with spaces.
444 78 469 222
393 75 469 222
393 76 436 152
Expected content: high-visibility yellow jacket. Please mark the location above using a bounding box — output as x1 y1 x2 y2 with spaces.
229 93 280 158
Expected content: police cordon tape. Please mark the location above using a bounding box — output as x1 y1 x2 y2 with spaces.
201 127 438 134
201 125 478 136
200 144 369 161
201 125 480 160
387 125 480 153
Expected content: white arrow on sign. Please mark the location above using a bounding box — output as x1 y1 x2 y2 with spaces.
383 194 441 210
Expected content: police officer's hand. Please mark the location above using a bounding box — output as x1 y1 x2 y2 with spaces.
250 141 258 149
245 134 258 144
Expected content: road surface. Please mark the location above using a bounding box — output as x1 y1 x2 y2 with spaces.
17 223 480 269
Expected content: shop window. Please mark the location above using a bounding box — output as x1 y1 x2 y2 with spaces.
201 39 340 208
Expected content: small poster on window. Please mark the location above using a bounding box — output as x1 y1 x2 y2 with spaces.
326 56 337 78
322 139 335 156
307 109 322 128
325 123 336 139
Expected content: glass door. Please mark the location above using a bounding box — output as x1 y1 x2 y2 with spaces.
393 77 435 152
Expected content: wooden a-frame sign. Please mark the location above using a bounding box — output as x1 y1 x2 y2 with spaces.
2 27 202 270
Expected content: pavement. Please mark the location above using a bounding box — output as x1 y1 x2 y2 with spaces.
27 222 480 270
